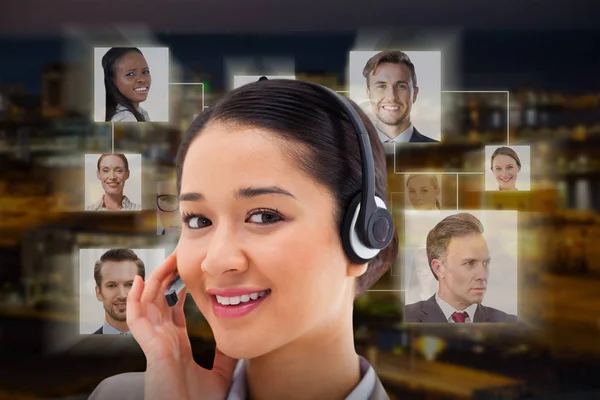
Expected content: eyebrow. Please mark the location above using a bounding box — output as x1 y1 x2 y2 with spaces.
179 186 296 202
461 257 492 264
373 80 409 85
104 280 133 285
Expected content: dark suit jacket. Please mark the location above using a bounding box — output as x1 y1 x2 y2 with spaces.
405 295 518 323
409 127 439 143
93 326 103 334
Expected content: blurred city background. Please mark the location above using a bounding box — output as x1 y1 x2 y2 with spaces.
1 27 600 399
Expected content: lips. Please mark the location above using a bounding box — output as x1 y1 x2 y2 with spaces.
381 105 400 111
208 287 272 318
114 303 126 311
134 86 149 93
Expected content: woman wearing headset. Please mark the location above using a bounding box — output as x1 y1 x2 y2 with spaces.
89 79 398 400
102 47 151 122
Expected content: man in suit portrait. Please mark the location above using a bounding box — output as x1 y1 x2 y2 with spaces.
405 213 517 323
93 249 146 334
362 50 438 144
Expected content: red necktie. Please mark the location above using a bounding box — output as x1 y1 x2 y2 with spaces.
451 311 468 323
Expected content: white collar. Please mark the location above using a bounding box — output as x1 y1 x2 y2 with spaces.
226 356 376 400
435 292 479 322
377 123 414 143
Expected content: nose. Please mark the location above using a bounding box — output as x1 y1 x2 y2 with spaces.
118 285 127 298
108 170 116 180
474 263 488 282
201 222 248 277
384 85 398 101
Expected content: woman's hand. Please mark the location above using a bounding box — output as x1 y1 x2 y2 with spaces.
127 252 238 400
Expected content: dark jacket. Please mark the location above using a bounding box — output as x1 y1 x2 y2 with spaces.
405 295 518 323
409 127 439 143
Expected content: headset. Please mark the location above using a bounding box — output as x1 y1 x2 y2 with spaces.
165 79 395 306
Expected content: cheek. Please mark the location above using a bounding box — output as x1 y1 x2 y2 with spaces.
115 77 133 93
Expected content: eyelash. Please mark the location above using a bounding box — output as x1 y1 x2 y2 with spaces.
181 208 285 230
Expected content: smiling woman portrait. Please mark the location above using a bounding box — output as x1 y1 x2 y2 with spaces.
88 79 398 400
85 154 141 211
102 47 152 122
490 147 521 191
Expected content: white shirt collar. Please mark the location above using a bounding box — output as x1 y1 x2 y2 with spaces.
102 320 131 335
86 195 141 211
226 356 376 400
377 123 414 144
435 292 479 323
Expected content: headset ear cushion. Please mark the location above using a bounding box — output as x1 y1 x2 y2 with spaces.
341 193 382 264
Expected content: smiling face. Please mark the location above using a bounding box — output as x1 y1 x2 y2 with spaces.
95 260 138 324
492 154 520 190
407 175 440 210
176 122 361 360
97 155 129 196
112 51 151 106
433 234 490 308
366 62 418 128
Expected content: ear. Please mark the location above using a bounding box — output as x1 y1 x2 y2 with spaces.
346 262 369 278
366 85 371 98
96 169 102 180
412 86 419 103
95 286 103 302
430 259 444 280
124 169 130 181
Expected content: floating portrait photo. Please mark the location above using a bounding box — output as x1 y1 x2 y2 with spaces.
79 248 165 335
93 47 170 122
485 145 531 191
233 75 296 89
404 174 443 211
157 180 181 236
402 210 519 324
348 51 442 147
84 153 142 211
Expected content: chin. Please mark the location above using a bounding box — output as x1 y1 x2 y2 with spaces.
215 334 273 360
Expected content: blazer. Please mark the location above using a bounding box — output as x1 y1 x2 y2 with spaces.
87 367 391 400
409 127 439 143
93 326 103 334
405 295 518 323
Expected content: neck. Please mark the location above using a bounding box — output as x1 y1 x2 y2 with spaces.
246 300 361 400
106 316 128 332
377 120 411 140
131 102 140 110
103 193 124 210
499 185 516 191
438 286 471 311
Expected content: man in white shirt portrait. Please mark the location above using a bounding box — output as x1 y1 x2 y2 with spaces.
361 51 438 145
92 249 146 335
404 212 517 323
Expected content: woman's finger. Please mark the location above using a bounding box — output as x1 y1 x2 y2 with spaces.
172 287 187 329
153 251 179 281
126 275 145 323
140 253 178 304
